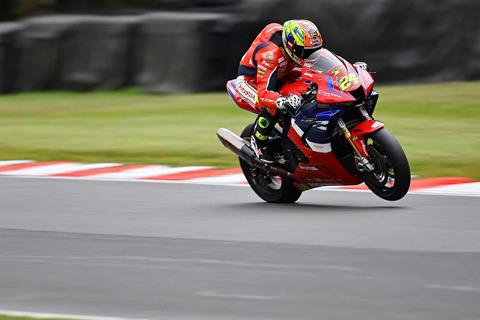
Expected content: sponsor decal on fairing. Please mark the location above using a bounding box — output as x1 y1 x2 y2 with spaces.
236 81 257 107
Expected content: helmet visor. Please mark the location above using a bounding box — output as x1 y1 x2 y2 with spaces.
292 43 322 60
302 46 322 59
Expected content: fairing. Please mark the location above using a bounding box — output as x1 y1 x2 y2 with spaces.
281 49 375 104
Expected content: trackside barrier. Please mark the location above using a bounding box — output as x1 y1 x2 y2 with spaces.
0 23 22 93
0 0 478 93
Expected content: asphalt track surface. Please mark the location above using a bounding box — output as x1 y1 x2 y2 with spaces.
0 177 479 320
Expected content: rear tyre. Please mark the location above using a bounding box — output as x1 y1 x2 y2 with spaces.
239 123 302 203
362 128 410 201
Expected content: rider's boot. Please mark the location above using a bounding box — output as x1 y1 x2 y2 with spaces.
251 108 279 163
251 135 274 163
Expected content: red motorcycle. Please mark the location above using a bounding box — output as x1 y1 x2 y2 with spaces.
218 48 410 203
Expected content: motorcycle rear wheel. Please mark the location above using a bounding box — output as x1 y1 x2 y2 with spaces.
362 128 411 201
239 123 302 203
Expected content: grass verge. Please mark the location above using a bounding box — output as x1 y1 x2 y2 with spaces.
0 82 479 178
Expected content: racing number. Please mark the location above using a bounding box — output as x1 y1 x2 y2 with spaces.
338 74 359 91
338 76 350 91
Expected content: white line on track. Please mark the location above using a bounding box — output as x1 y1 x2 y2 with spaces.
0 310 155 320
416 182 480 197
0 160 33 166
197 290 281 300
0 174 478 197
187 173 247 184
0 163 120 176
89 165 210 179
424 284 480 293
0 255 360 272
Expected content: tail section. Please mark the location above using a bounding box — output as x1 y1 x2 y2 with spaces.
226 79 258 114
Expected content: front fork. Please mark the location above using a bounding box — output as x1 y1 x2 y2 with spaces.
337 106 376 173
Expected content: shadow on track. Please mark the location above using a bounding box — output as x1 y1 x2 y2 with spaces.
226 202 406 213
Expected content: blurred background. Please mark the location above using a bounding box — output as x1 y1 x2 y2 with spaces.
0 4 479 320
1 0 479 94
0 0 479 179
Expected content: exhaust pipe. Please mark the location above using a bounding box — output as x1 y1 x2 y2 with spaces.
216 128 292 177
216 128 260 167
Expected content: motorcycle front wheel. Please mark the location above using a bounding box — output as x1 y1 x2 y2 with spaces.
362 128 411 201
239 123 302 203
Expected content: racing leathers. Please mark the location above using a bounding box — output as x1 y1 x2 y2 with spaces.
236 23 302 150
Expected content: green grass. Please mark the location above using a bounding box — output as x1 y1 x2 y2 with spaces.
0 82 479 178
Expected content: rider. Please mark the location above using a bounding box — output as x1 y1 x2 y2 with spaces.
236 20 323 161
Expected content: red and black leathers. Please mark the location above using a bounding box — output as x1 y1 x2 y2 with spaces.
238 23 299 116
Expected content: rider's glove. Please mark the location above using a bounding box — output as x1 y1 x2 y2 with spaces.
276 94 303 114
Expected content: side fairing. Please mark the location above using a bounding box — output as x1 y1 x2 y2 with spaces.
292 104 342 152
355 67 375 96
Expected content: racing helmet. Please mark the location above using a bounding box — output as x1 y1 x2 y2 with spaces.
282 20 323 65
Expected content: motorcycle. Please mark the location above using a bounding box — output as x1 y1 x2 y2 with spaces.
217 48 410 203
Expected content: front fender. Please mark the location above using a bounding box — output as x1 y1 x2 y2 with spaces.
351 119 384 137
350 120 384 157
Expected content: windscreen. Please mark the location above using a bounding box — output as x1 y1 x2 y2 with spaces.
304 49 347 78
304 49 361 91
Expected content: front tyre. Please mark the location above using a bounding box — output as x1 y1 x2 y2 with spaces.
239 123 302 203
362 128 411 201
